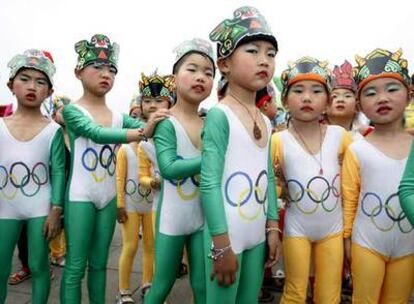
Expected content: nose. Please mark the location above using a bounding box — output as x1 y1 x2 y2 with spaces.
377 91 390 104
302 92 312 103
27 79 36 90
258 51 270 67
100 67 111 79
196 71 206 83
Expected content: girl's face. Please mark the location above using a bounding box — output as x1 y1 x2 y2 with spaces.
285 80 328 122
359 77 409 125
327 88 357 119
9 69 53 108
129 107 141 119
76 63 116 97
175 53 214 105
221 40 276 91
140 96 170 120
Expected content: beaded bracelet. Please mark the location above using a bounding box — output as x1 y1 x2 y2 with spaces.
265 227 282 234
208 244 232 261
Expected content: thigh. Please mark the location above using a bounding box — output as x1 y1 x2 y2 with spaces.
27 217 49 268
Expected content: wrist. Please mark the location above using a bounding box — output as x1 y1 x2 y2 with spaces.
208 244 232 261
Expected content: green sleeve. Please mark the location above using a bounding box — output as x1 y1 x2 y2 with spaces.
200 108 229 235
266 135 279 220
62 104 128 144
122 114 145 129
153 119 201 180
399 141 414 226
49 127 66 206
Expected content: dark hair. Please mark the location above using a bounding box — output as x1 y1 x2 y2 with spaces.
172 51 215 76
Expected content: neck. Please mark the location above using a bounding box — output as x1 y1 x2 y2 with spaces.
328 115 354 130
173 96 199 115
80 90 106 107
290 117 321 135
227 83 256 108
14 104 44 119
372 118 405 137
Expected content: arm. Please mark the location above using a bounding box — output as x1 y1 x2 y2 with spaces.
63 104 139 144
266 135 279 221
399 141 414 226
49 127 66 207
153 119 201 180
138 144 154 188
116 147 127 209
122 113 145 129
200 108 229 236
341 147 361 238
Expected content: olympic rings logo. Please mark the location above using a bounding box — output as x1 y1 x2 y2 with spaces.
125 179 152 204
0 162 49 199
286 174 340 214
169 174 200 201
224 170 268 222
81 144 119 182
361 192 413 234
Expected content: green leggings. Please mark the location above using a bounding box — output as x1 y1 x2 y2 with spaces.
0 217 49 304
204 228 265 304
144 229 206 304
60 198 117 304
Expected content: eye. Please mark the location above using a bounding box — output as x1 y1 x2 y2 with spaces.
267 50 276 58
19 75 29 82
313 89 323 94
292 88 302 94
363 89 376 97
388 85 401 93
109 66 117 74
205 70 214 78
36 79 48 86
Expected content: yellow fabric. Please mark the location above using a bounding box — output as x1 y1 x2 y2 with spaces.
405 102 414 129
351 243 414 304
271 132 284 167
341 148 361 238
280 233 343 304
116 146 127 208
49 229 66 258
118 211 154 290
137 145 155 188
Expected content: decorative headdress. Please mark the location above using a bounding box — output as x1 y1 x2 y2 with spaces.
74 34 119 72
353 48 410 91
173 38 215 73
139 71 175 104
281 56 331 96
331 60 357 92
7 49 56 86
209 6 278 58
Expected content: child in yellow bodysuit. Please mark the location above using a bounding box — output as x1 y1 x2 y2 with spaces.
343 48 414 304
116 71 174 304
272 57 352 304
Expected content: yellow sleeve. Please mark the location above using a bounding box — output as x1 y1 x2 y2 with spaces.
341 147 361 238
138 144 154 189
116 146 127 208
338 130 353 163
271 132 284 196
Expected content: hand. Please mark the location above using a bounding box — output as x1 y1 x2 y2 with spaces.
265 230 282 268
210 248 238 287
274 163 289 202
43 207 62 241
150 178 161 190
344 238 352 268
117 207 128 224
143 109 171 138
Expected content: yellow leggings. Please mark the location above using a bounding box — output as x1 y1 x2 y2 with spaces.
280 233 343 304
49 229 66 258
118 211 154 291
352 243 414 304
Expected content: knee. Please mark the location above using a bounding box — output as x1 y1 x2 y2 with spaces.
121 242 138 258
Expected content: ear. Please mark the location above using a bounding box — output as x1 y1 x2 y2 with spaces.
7 80 13 92
47 88 54 98
281 95 289 109
356 98 363 112
74 68 82 80
217 57 230 75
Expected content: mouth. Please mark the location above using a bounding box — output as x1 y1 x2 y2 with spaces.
26 93 36 101
335 105 345 111
99 81 110 88
256 71 268 78
192 85 205 93
300 106 314 112
377 105 392 115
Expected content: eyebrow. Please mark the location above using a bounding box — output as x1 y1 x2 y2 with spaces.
19 72 47 81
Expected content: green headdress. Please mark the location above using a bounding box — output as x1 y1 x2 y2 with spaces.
281 56 331 96
353 48 410 91
75 34 120 72
209 6 278 58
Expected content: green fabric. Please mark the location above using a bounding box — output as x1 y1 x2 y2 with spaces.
399 141 414 227
153 119 201 180
49 127 66 206
204 228 265 304
0 217 50 304
63 104 144 144
200 107 229 235
61 198 117 304
266 135 278 221
121 113 145 129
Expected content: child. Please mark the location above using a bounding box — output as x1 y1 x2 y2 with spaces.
272 56 352 303
60 34 168 304
202 6 280 303
327 60 373 138
343 48 414 303
144 38 215 304
116 71 174 303
0 49 65 303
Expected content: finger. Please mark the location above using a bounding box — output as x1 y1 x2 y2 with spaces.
223 274 232 287
230 272 237 285
217 273 224 286
210 270 215 281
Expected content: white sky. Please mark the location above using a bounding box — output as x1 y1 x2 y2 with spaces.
1 0 413 113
